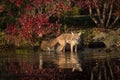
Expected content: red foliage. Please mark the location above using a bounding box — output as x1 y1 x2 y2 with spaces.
0 5 4 13
9 0 24 7
25 4 33 11
75 0 97 8
75 0 120 9
6 0 72 45
32 0 53 5
6 24 18 36
33 14 61 36
18 15 34 39
34 14 52 36
6 24 18 43
49 0 71 16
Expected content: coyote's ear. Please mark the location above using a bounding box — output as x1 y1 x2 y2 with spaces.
78 32 81 36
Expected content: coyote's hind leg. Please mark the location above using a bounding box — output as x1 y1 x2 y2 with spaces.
57 41 66 52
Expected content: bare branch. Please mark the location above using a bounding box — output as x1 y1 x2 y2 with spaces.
109 16 120 28
93 0 103 27
102 3 107 27
88 1 99 27
106 0 113 28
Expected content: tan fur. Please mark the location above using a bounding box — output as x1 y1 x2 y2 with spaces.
56 32 81 52
40 39 57 51
40 32 81 52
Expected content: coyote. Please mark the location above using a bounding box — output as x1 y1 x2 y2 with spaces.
40 32 81 52
56 32 81 52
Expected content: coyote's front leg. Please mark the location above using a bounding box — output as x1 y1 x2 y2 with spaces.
74 45 77 52
70 44 74 52
70 40 79 52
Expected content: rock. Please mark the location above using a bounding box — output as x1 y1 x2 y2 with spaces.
92 30 120 48
93 32 106 41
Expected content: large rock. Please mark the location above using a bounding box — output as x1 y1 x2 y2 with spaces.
92 29 120 48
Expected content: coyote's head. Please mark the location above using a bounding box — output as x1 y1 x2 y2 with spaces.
71 32 81 44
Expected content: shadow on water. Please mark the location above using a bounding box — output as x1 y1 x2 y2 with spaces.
0 48 120 80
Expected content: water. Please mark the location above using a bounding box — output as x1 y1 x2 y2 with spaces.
0 48 120 80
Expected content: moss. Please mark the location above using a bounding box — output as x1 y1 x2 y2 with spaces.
0 32 7 45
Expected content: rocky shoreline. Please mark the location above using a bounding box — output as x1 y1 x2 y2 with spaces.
0 28 120 51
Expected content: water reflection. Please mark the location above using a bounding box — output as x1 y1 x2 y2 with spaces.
0 49 120 80
56 52 82 71
39 53 43 69
38 51 82 70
